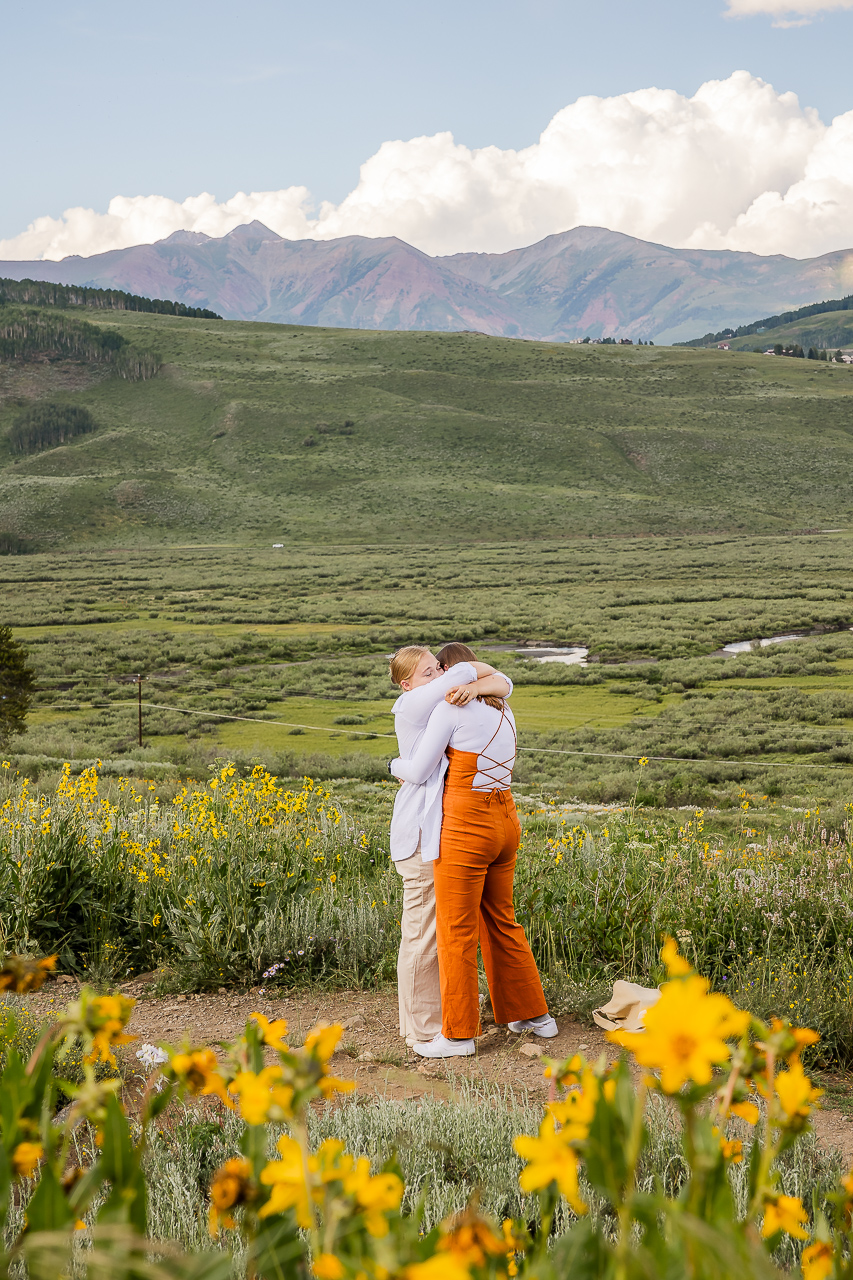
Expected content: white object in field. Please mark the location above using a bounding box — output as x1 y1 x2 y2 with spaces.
592 981 662 1033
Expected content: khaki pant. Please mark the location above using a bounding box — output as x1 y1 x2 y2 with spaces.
394 849 442 1044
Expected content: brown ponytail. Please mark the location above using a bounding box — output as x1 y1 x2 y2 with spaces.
436 642 504 711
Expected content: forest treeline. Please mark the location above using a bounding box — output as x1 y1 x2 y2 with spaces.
679 292 853 348
0 276 221 319
7 403 97 455
0 308 160 381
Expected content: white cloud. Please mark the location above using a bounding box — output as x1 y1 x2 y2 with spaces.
2 71 853 263
725 0 853 25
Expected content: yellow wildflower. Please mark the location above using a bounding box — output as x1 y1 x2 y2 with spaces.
259 1134 313 1228
514 1113 587 1214
343 1155 403 1237
660 936 692 977
0 954 56 994
230 1066 294 1125
208 1157 254 1234
762 1195 810 1240
72 993 136 1066
437 1208 507 1267
728 1100 760 1125
801 1240 834 1280
775 1061 823 1123
312 1256 345 1280
549 1066 599 1140
609 974 749 1094
169 1048 234 1109
250 1012 289 1051
12 1142 43 1178
304 1022 343 1062
405 1256 472 1280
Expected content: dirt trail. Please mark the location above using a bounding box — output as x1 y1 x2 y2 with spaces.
26 978 853 1162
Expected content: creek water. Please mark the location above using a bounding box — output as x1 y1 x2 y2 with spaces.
513 646 589 666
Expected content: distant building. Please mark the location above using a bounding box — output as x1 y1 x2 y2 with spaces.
717 342 730 350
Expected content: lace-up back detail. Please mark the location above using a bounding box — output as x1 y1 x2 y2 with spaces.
444 702 517 794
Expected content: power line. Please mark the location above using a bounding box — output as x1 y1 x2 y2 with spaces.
124 699 853 773
30 697 853 774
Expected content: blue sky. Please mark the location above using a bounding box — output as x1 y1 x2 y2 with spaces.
4 0 853 232
4 0 853 259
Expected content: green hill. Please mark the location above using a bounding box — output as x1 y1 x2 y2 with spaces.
724 310 853 354
679 292 853 350
1 308 852 548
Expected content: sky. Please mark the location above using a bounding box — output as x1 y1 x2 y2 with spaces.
3 0 853 261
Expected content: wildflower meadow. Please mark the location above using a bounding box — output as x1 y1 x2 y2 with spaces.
3 760 853 1066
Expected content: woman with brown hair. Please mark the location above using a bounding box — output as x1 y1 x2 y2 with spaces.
390 642 556 1058
388 645 513 1049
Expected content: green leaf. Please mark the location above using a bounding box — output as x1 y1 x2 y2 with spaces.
250 1213 306 1280
24 1162 74 1233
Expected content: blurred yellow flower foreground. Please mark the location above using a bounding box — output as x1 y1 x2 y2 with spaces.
0 941 848 1280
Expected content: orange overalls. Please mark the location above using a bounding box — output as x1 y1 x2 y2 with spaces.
433 718 548 1040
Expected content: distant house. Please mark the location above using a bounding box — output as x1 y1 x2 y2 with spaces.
717 342 730 350
619 338 633 345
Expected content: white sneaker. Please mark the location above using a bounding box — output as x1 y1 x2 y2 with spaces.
507 1014 559 1038
412 1033 476 1058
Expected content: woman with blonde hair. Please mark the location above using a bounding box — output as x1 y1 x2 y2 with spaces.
388 644 513 1049
390 642 556 1058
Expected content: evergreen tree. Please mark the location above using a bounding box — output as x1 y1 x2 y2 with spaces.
0 626 35 749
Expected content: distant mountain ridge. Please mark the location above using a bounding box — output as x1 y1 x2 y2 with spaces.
2 222 853 344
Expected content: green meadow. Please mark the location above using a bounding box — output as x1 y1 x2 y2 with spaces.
3 310 853 810
3 533 853 816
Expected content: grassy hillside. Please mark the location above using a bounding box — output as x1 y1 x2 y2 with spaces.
727 310 853 353
1 310 853 547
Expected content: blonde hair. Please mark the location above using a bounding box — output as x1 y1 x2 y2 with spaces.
389 644 431 687
436 642 504 711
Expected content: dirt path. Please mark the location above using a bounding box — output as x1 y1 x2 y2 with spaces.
28 978 853 1162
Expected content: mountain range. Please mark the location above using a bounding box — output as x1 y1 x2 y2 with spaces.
3 222 853 344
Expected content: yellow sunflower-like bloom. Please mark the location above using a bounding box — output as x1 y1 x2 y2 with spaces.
762 1195 810 1240
0 955 56 994
11 1142 44 1177
312 1255 345 1280
728 1100 760 1126
609 974 749 1094
343 1155 404 1237
774 1061 823 1123
208 1156 254 1235
259 1134 313 1228
304 1023 343 1062
81 994 137 1066
660 937 692 977
549 1067 599 1141
230 1066 295 1125
310 1138 354 1184
437 1211 507 1267
250 1012 289 1051
769 1019 821 1063
801 1240 834 1280
169 1047 234 1109
513 1113 587 1215
405 1256 473 1280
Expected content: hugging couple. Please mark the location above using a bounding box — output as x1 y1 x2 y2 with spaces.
386 643 557 1058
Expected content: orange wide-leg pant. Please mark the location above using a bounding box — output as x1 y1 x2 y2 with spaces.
433 748 548 1040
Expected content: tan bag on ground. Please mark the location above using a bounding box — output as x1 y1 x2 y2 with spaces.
592 980 661 1033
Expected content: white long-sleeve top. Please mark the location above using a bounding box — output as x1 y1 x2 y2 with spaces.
389 663 513 862
391 698 517 794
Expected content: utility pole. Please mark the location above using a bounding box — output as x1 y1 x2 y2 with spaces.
137 674 143 747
